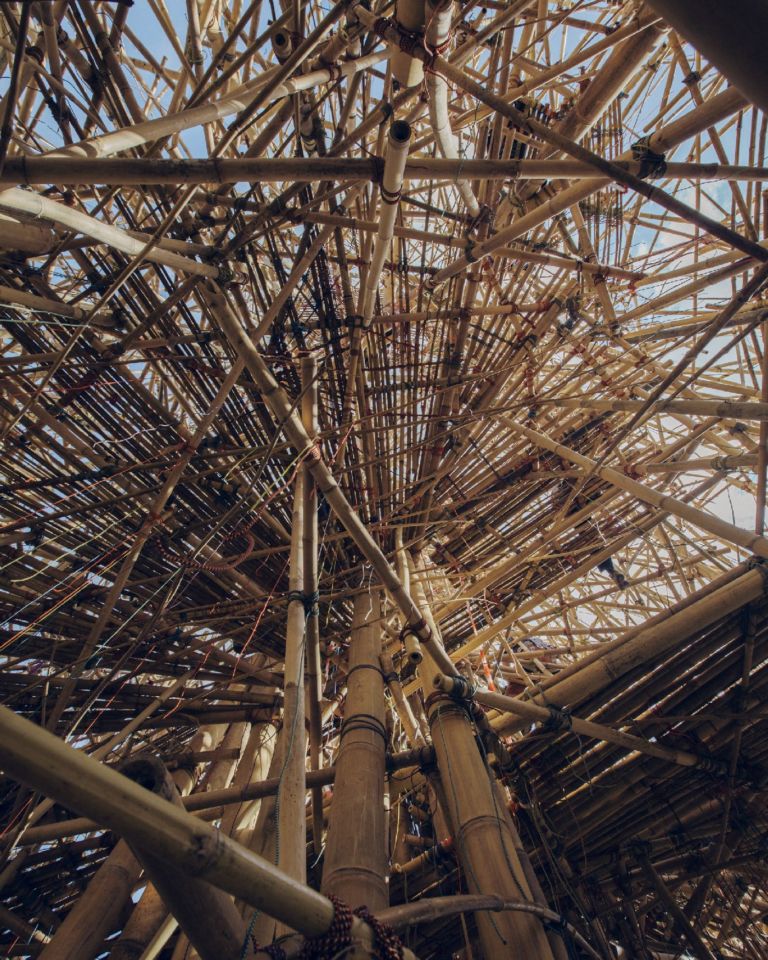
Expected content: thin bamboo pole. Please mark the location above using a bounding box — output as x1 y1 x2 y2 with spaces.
301 355 324 859
435 676 727 773
504 418 768 559
544 397 768 420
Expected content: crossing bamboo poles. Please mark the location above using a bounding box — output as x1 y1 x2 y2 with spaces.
0 702 418 960
492 563 767 737
119 754 253 960
503 418 768 560
204 280 457 678
321 590 389 910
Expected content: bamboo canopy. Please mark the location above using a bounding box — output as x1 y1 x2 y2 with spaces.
1 2 768 959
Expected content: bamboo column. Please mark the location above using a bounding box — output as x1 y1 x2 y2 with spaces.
321 590 389 910
275 467 308 913
37 840 141 960
409 554 556 960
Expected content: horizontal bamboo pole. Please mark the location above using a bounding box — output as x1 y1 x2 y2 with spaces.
504 418 768 559
434 676 727 773
15 746 434 846
544 397 768 420
1 157 765 186
0 703 418 957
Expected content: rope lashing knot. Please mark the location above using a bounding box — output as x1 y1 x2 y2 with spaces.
380 183 402 206
443 674 477 701
339 712 388 743
286 589 319 618
399 618 431 645
631 136 667 179
540 704 572 733
299 895 404 959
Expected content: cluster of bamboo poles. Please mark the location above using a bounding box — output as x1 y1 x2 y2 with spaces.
1 0 768 958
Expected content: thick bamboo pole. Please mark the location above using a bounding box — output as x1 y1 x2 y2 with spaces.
360 120 412 326
492 565 766 736
408 554 555 960
0 703 417 959
3 156 767 185
120 754 253 960
278 468 308 887
37 841 141 960
504 418 768 559
321 590 388 910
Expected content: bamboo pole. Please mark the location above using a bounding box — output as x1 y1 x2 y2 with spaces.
360 121 412 326
120 754 253 960
408 553 556 960
277 467 308 891
321 590 388 910
301 355 324 859
205 281 457 677
544 397 768 421
492 564 766 737
435 676 727 773
3 156 767 185
37 841 142 960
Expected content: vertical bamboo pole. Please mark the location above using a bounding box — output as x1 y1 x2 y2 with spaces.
302 354 324 858
409 554 555 960
321 590 388 910
277 467 308 885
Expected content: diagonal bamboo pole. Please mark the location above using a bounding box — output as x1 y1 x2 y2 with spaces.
503 418 768 560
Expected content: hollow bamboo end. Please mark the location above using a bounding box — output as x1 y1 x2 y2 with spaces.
389 120 412 146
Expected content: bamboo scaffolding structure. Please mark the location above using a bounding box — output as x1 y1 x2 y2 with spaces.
3 4 768 957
